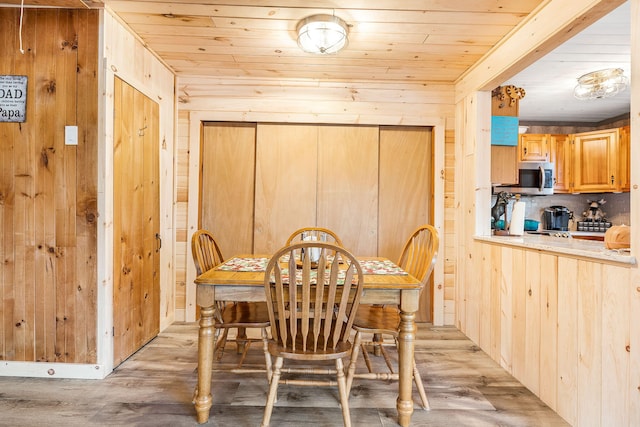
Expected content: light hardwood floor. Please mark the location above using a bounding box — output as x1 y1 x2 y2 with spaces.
0 323 569 426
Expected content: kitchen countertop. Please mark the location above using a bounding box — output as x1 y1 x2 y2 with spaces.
475 233 635 265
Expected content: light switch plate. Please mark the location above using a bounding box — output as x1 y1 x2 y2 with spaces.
65 126 78 145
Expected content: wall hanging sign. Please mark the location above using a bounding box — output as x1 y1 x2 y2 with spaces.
0 75 28 123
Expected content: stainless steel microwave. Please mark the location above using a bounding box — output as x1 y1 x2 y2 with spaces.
493 161 554 195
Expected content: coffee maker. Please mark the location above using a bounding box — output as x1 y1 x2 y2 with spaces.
543 206 571 231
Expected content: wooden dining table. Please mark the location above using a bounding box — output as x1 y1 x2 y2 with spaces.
193 254 423 426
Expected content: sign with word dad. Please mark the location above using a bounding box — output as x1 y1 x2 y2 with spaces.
0 75 27 122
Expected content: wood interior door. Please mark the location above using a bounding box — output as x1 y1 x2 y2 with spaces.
113 77 160 366
378 126 432 321
254 124 318 253
200 122 433 317
317 125 379 256
200 123 256 258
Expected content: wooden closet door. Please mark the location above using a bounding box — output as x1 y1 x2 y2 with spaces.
317 125 379 256
378 126 432 321
113 77 160 366
200 123 256 258
378 126 432 260
254 124 317 253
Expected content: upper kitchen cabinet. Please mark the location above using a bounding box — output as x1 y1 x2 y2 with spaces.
519 134 550 162
572 128 623 193
618 125 631 192
549 134 571 193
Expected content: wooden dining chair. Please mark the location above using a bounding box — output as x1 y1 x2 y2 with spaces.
261 241 364 427
345 224 439 410
191 229 271 378
285 226 344 247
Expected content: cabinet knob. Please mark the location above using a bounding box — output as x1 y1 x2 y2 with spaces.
611 175 615 185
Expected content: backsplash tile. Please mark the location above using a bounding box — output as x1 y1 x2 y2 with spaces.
492 192 630 230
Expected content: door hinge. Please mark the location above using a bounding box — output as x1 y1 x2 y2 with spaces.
112 327 115 337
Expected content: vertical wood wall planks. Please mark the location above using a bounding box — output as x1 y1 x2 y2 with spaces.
557 257 578 425
0 8 99 364
539 253 558 408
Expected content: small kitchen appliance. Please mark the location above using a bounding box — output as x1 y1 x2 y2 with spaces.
543 206 571 231
493 161 554 195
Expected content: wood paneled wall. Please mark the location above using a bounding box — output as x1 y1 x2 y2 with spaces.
462 242 634 426
103 10 177 335
177 76 455 322
454 2 639 425
0 8 99 363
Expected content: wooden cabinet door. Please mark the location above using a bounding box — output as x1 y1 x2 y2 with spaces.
113 77 160 366
618 125 630 192
200 123 256 258
317 125 379 256
520 134 550 162
491 146 518 184
572 129 618 193
254 124 318 253
550 134 571 193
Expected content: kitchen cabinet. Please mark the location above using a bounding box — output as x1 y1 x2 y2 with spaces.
519 134 550 162
549 134 571 193
618 125 630 191
491 145 518 184
545 127 629 194
490 87 519 185
572 128 620 193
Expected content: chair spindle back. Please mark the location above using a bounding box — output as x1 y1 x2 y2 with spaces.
264 242 363 353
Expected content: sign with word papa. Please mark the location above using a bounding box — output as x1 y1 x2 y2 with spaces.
0 75 28 123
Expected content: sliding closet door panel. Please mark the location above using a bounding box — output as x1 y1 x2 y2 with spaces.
379 126 433 322
254 124 318 253
317 125 379 256
200 123 256 258
378 126 432 260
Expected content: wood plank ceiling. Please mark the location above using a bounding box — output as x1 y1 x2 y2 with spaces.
6 0 546 83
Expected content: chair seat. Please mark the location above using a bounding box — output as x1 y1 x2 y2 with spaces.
268 340 352 360
217 302 271 328
352 305 400 335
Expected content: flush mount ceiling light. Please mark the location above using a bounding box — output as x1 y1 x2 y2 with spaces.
296 14 348 54
573 68 629 100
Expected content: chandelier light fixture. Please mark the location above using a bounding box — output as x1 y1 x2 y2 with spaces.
296 14 348 54
573 68 629 100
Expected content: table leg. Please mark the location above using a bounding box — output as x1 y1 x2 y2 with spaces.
194 304 215 424
396 290 418 427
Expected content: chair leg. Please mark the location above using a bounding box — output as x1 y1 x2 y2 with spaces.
261 327 272 382
236 327 248 354
261 356 283 427
413 360 430 410
214 328 230 361
346 331 362 395
372 333 383 356
377 341 395 373
360 340 374 373
335 358 351 427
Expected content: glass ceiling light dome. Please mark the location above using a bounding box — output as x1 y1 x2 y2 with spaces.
573 68 629 100
297 14 348 54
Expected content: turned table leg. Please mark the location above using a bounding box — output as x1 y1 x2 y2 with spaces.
396 289 418 427
194 304 215 424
